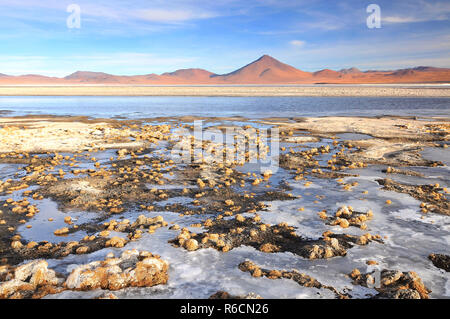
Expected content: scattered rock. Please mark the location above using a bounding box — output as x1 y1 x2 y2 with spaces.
64 249 168 291
54 227 69 236
377 178 449 215
326 206 373 229
184 239 199 251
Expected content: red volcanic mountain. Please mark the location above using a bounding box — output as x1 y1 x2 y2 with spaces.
212 54 311 83
313 69 341 79
0 55 449 84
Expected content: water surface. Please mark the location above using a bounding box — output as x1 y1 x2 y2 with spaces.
0 96 448 119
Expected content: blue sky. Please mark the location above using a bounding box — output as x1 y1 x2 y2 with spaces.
0 0 449 76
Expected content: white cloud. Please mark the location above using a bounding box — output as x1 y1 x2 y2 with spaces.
274 33 450 71
289 40 305 47
383 16 422 24
383 1 450 24
383 15 447 24
0 0 226 29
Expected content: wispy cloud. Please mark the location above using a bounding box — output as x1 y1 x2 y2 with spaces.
0 0 448 74
383 15 448 24
383 0 450 24
134 9 218 24
289 40 305 47
383 16 423 24
0 0 234 31
276 32 450 71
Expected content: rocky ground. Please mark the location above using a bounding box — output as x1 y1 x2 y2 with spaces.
0 115 448 299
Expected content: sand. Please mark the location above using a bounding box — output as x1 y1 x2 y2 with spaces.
0 85 449 97
0 115 447 161
260 116 450 139
0 117 145 153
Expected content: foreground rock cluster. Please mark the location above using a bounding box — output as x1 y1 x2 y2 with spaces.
65 249 168 291
349 268 431 299
0 249 168 299
0 260 63 299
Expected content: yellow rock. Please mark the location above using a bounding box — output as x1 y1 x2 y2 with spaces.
105 237 126 248
184 239 199 251
99 230 110 237
259 243 279 253
26 241 38 249
54 227 69 236
318 211 327 219
225 199 234 206
339 218 350 228
76 246 89 254
11 241 23 249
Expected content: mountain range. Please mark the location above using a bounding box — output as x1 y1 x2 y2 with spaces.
0 55 449 85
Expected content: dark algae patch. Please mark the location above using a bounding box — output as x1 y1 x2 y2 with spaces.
377 178 449 215
169 215 383 259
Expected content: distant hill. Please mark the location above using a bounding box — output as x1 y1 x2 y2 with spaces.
339 67 361 74
0 55 449 84
313 69 341 78
65 71 120 83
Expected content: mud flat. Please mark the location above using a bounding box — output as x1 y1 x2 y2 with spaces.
0 85 450 97
0 114 449 299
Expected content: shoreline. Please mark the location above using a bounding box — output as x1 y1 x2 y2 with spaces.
0 113 448 153
0 85 450 97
